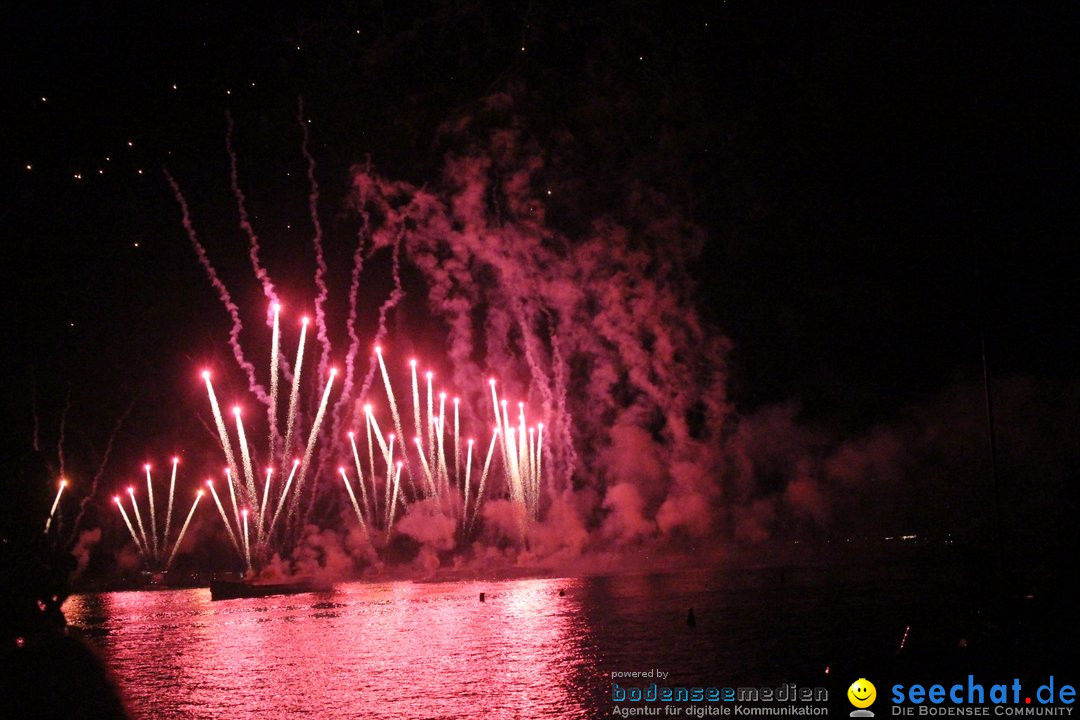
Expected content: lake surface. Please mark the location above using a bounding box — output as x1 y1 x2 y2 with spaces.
63 565 969 719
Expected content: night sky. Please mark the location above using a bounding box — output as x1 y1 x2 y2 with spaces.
4 2 1079 555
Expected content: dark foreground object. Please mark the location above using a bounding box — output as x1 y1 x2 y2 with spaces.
210 578 321 601
2 632 130 719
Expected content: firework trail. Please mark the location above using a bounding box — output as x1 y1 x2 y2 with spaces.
267 459 300 539
203 372 242 495
410 361 425 485
165 490 204 571
375 345 414 494
31 373 41 453
127 487 149 557
165 170 270 407
469 429 499 531
453 397 461 487
425 372 436 478
283 317 309 461
44 478 67 534
206 480 242 556
258 468 272 544
226 112 280 315
366 405 379 509
329 227 368 458
144 464 158 559
383 434 396 520
68 400 132 547
241 509 252 573
386 461 403 540
269 304 281 463
339 467 366 529
347 432 373 521
298 98 333 387
225 467 243 541
354 203 407 405
462 439 473 530
163 457 178 555
413 436 435 494
56 384 71 480
547 329 578 489
114 496 145 557
234 406 258 507
288 368 337 520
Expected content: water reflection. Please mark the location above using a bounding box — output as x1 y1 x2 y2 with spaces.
66 578 593 719
64 568 948 718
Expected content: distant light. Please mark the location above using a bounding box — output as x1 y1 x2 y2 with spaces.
25 164 32 171
201 370 210 380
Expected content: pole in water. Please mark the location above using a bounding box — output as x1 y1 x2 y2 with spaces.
686 608 696 627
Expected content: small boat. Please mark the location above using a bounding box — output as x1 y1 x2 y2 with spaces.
209 578 321 601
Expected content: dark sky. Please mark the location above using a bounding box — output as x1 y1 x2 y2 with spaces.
4 2 1078 469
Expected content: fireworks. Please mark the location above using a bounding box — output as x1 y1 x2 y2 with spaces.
162 163 565 573
335 346 548 539
43 477 68 534
112 461 203 571
198 311 338 570
196 309 551 558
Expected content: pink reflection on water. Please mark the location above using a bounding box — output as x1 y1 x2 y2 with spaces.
66 578 590 719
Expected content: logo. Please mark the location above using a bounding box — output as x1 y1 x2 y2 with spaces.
849 678 877 717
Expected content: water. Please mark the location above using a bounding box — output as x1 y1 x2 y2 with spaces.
62 566 966 719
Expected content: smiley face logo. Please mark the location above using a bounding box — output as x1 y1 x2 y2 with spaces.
848 678 877 710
